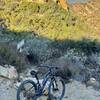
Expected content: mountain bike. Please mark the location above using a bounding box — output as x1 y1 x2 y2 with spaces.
17 65 65 100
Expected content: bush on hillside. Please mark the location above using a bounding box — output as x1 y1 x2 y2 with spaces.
0 43 27 72
49 39 100 55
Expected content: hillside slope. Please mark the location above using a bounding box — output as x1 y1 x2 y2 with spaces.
71 0 100 40
0 0 92 40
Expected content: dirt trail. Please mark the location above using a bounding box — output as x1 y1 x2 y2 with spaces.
64 81 100 100
0 77 100 100
0 78 16 100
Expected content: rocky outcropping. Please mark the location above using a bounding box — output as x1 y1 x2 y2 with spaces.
0 65 18 80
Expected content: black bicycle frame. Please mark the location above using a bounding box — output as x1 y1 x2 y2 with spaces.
36 69 54 96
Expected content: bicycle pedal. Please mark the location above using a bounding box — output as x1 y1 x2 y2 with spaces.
43 90 48 96
53 88 59 91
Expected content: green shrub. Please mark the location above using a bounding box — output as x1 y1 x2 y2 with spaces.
49 39 100 55
0 43 27 72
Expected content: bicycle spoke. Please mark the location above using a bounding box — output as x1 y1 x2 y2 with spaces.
49 77 65 100
24 86 35 95
17 81 36 100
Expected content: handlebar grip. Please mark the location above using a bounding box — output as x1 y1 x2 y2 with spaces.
54 67 59 69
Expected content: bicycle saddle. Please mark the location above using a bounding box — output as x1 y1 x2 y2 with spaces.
30 70 38 76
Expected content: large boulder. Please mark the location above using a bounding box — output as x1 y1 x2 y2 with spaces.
0 65 18 80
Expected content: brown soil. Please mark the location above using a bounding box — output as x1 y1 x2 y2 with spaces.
71 0 100 40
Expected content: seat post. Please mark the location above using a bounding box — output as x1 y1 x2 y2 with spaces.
30 70 40 84
35 75 39 84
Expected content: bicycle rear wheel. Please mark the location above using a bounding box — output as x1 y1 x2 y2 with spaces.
48 77 65 100
17 80 37 100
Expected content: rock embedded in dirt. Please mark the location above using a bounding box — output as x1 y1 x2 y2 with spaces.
86 77 100 89
0 65 18 80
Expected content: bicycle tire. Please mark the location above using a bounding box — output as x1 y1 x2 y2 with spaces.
17 80 37 100
48 77 65 100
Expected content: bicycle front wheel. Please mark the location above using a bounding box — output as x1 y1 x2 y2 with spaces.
17 80 37 100
48 77 65 100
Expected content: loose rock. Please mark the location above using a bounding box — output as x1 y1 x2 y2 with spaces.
0 65 18 80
